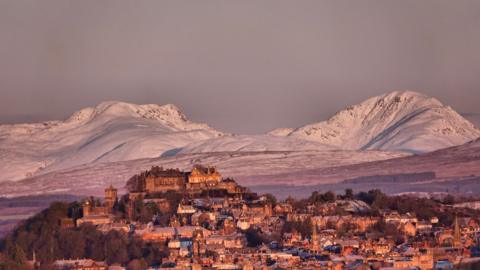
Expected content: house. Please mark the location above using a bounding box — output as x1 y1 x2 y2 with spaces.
188 165 222 184
416 221 433 233
402 222 416 237
53 259 107 270
137 225 211 242
76 215 113 226
205 233 246 249
274 203 293 215
177 203 197 215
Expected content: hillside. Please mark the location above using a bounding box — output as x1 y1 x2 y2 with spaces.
177 134 336 154
1 138 479 198
0 149 408 198
246 138 480 198
276 91 480 153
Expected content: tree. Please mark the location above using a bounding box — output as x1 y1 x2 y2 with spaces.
337 222 358 237
282 218 313 238
14 245 27 267
345 189 354 200
262 193 277 207
105 231 129 265
323 191 336 203
58 229 86 259
68 202 83 220
245 228 264 247
127 259 146 270
80 224 105 261
127 237 143 259
443 194 455 205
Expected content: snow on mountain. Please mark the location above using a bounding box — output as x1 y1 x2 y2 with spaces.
178 134 336 154
0 101 223 182
0 90 477 185
267 128 295 137
280 91 480 153
0 149 409 198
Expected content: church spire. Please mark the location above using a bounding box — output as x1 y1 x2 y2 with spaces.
454 216 461 247
311 220 319 251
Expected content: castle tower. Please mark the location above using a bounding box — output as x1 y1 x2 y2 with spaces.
104 185 118 210
82 200 91 217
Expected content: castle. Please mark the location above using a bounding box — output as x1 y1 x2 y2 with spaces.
145 168 186 193
129 165 246 196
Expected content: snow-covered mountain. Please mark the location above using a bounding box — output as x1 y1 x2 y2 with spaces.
0 90 478 185
274 91 480 153
0 101 223 182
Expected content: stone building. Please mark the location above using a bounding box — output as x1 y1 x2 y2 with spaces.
188 165 222 184
145 168 186 193
126 165 251 198
104 185 117 209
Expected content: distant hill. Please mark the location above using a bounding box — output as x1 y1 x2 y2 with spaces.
272 91 480 153
0 90 478 185
1 137 479 199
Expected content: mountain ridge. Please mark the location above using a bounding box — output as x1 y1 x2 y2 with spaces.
0 90 478 184
0 101 224 182
272 90 479 153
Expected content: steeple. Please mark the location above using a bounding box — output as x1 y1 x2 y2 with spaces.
454 216 461 247
311 221 319 251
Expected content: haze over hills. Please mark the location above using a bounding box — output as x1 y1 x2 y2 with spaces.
0 90 478 188
270 91 480 153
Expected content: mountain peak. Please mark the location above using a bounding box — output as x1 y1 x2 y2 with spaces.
377 90 442 106
287 90 480 153
65 101 189 125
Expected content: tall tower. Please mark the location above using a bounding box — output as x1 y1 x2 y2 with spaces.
82 200 91 217
104 185 118 210
192 229 205 257
312 222 319 251
454 216 461 247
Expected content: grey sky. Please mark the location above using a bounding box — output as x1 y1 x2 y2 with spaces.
1 0 479 133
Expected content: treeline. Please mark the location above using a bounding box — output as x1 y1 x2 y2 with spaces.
131 191 183 225
284 189 480 226
0 202 167 270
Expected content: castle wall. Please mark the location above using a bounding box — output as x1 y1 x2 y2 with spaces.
145 175 185 193
188 167 222 184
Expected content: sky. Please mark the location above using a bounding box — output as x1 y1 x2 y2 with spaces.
0 0 479 133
